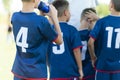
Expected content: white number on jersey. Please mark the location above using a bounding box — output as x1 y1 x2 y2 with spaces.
52 41 65 54
16 27 28 53
106 27 120 49
52 33 65 54
81 41 87 61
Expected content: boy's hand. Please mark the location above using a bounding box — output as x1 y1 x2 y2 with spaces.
46 5 58 18
91 56 97 68
85 10 99 22
79 69 84 80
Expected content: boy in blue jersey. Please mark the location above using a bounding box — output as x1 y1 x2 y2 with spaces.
48 0 83 80
88 0 120 80
11 0 63 80
79 8 99 80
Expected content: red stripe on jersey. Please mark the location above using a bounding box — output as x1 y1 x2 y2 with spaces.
50 77 79 80
96 69 120 73
73 46 83 50
89 35 96 40
52 35 58 42
82 75 95 80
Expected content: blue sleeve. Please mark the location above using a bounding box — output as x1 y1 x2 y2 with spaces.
39 18 58 42
71 28 82 50
79 29 90 41
89 20 102 40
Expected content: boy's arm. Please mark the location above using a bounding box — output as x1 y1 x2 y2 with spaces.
88 37 97 67
48 5 63 45
73 48 84 80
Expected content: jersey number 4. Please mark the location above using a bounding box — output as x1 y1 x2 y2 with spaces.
106 27 120 49
16 27 28 53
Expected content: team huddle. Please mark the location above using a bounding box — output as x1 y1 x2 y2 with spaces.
11 0 120 80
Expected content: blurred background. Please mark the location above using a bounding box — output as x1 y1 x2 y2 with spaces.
0 0 110 80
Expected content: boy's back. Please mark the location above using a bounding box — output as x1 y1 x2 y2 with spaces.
12 11 58 78
48 22 82 78
90 15 120 71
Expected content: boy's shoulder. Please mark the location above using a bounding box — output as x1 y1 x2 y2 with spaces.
97 15 112 23
12 11 47 19
67 23 78 31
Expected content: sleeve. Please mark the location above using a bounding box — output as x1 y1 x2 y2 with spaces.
71 28 83 50
89 20 102 40
39 17 58 42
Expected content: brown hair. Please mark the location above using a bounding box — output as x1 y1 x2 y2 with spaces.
52 0 69 17
111 0 120 11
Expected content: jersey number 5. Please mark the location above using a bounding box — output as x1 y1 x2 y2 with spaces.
52 33 65 54
16 27 28 53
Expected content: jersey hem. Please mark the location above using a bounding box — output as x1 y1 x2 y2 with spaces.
96 69 120 73
12 71 47 80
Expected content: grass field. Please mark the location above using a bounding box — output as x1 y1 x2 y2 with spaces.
0 23 16 80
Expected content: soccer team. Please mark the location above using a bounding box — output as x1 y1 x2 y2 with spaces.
11 0 120 80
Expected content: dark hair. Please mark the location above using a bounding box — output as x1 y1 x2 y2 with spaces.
112 0 120 11
81 8 96 19
52 0 69 17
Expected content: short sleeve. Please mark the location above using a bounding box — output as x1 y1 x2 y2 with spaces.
71 28 82 50
39 18 58 42
89 20 102 40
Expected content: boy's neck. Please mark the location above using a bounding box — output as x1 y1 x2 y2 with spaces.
111 10 120 16
58 17 67 22
22 2 35 13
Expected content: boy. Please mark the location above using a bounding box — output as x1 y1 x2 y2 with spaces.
79 8 98 80
88 0 120 80
48 0 83 80
11 0 63 80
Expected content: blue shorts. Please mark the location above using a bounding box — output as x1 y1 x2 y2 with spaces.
95 71 120 80
82 61 95 80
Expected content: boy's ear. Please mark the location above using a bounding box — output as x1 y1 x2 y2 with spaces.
64 9 68 16
109 1 114 11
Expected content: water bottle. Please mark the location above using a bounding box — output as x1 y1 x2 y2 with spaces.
38 1 50 13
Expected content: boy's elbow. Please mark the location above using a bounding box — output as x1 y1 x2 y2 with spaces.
88 41 91 47
88 38 94 48
54 36 63 45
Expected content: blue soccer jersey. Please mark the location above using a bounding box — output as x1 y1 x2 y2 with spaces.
79 30 95 80
48 22 82 78
11 11 58 79
90 15 120 72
